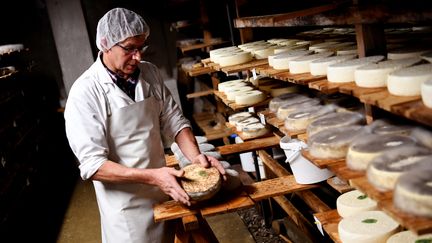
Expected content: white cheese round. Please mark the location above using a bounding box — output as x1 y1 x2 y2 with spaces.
366 145 432 191
271 50 314 70
268 93 308 112
217 51 253 67
276 99 320 120
241 122 270 139
346 134 417 171
310 54 357 76
337 45 358 55
327 55 385 83
228 112 253 126
338 210 399 243
354 58 422 88
226 86 255 101
368 119 414 136
235 117 260 132
387 64 432 96
284 105 336 132
387 48 431 60
218 79 247 92
336 189 378 218
421 79 432 108
387 230 432 243
235 90 266 106
288 52 334 74
393 161 432 218
308 41 339 51
307 111 365 137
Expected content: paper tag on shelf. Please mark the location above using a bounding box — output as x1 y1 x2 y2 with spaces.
313 215 325 236
252 68 257 80
248 107 255 113
259 113 266 125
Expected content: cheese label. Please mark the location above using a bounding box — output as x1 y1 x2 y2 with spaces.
357 195 368 200
362 218 377 224
259 113 266 125
415 239 432 243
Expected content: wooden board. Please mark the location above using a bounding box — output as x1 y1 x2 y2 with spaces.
188 66 215 77
313 209 342 243
273 72 327 86
301 149 345 169
217 135 280 155
220 59 269 75
338 82 386 98
186 90 214 99
327 162 364 182
392 100 432 127
213 90 272 111
192 112 233 141
154 200 199 222
279 126 306 138
200 191 254 217
359 90 421 111
326 177 353 194
349 176 392 202
308 79 346 94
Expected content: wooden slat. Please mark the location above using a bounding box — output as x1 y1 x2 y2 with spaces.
301 149 345 169
187 66 214 77
217 135 280 155
326 177 353 194
213 90 272 111
220 59 269 75
258 109 285 130
186 89 214 99
359 90 421 112
308 79 345 94
313 209 342 243
254 64 289 76
273 72 327 86
349 176 392 202
392 100 432 127
182 215 200 231
338 82 386 98
154 200 198 222
327 162 364 182
297 190 331 213
200 191 254 217
246 175 317 201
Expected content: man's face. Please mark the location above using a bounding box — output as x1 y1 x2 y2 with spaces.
104 34 147 77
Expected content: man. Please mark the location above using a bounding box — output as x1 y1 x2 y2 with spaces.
64 7 225 243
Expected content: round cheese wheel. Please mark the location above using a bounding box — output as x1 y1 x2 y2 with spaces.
387 48 431 60
268 93 307 112
354 58 422 88
284 105 336 132
228 112 253 126
217 51 253 67
211 48 244 63
393 161 432 218
277 99 320 120
235 90 266 106
269 85 300 97
338 210 399 243
336 189 378 218
367 145 432 191
253 46 276 59
226 86 255 101
181 164 221 201
218 79 246 92
308 125 365 159
235 117 260 132
387 230 432 243
368 119 414 136
421 79 432 108
241 122 269 139
309 54 357 76
288 51 334 74
387 64 432 96
313 42 355 53
271 50 314 70
410 127 432 149
307 111 365 137
421 51 432 63
346 134 417 171
336 45 358 56
0 44 24 55
327 55 385 83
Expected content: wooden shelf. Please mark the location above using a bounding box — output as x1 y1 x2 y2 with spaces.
192 112 233 141
359 90 421 113
313 209 342 243
187 66 215 77
218 59 269 75
179 40 230 53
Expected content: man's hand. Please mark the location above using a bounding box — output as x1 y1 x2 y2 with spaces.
147 167 191 206
193 154 227 180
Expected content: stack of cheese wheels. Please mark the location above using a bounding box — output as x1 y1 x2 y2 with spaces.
354 57 422 88
336 45 358 56
268 93 308 112
277 99 321 120
387 47 431 60
421 51 432 63
270 49 314 70
393 160 432 218
228 112 253 126
368 119 414 136
327 55 385 83
235 116 260 132
218 79 247 92
235 90 266 106
288 51 334 74
307 111 365 137
308 125 365 159
309 54 357 76
421 79 432 108
210 46 239 61
366 145 432 191
336 189 378 218
284 105 336 132
387 230 432 243
346 134 417 171
241 122 269 139
387 63 432 96
180 164 221 201
338 210 399 243
0 43 24 55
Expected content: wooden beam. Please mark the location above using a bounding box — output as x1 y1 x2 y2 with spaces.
186 90 214 99
217 135 279 155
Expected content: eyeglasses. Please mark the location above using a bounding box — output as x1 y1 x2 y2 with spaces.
115 43 148 55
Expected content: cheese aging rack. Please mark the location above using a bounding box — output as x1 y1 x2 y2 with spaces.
165 0 432 242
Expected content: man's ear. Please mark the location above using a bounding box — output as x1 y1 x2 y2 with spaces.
100 37 109 52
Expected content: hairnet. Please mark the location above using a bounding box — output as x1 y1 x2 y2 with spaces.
96 8 150 52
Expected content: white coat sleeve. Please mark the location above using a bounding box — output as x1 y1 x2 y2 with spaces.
64 80 109 180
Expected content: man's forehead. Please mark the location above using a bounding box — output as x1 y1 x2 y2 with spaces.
120 35 146 45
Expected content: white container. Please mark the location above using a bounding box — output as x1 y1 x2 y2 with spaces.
279 136 334 184
235 136 266 178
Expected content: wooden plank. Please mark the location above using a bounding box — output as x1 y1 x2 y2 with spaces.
179 40 230 53
338 82 386 98
246 175 318 201
153 200 198 222
296 190 331 213
326 177 353 194
200 191 255 217
182 215 200 231
392 100 432 127
380 198 432 235
257 150 289 177
186 89 214 99
217 135 280 155
213 90 272 111
327 162 364 182
279 126 306 138
220 59 269 75
349 176 392 202
313 209 342 243
187 66 214 77
359 90 421 111
273 72 327 86
301 149 345 169
308 79 345 94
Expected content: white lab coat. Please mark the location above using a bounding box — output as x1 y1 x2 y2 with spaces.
64 54 190 243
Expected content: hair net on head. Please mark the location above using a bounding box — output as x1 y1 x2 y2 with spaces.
96 8 150 51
